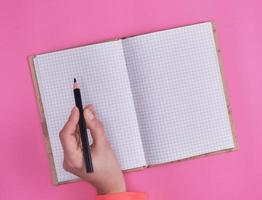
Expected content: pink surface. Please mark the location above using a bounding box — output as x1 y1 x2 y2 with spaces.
0 0 261 199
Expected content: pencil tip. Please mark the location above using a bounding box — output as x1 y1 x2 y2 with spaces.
74 78 76 83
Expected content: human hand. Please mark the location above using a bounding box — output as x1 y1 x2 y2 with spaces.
59 105 126 194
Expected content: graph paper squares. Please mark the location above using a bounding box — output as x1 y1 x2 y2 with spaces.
33 22 235 183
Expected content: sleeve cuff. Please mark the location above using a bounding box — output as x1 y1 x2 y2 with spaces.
96 192 147 200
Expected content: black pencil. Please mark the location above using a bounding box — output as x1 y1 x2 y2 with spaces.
73 78 93 173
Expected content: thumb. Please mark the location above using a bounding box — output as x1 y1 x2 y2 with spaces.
84 105 106 146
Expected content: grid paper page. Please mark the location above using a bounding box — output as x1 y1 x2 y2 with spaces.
33 40 146 183
122 22 235 165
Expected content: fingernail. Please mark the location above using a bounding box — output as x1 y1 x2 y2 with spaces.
71 106 77 114
87 111 94 120
90 104 95 110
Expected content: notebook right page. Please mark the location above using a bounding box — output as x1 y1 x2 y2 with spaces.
122 22 235 165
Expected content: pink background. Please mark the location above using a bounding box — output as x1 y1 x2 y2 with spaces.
0 0 261 199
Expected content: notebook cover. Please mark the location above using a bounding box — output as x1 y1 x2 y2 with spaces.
28 21 238 185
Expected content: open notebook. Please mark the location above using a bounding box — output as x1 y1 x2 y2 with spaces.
29 22 237 184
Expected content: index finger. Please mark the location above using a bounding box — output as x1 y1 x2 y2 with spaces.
59 107 79 153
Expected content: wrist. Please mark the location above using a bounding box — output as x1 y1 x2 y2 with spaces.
95 179 126 195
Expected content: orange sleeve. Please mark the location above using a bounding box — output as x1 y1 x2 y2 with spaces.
96 192 147 200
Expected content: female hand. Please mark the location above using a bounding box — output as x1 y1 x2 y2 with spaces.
59 105 126 195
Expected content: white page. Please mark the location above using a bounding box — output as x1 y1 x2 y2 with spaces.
122 22 235 165
33 40 146 183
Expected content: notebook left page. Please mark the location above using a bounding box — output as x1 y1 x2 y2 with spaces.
32 40 146 184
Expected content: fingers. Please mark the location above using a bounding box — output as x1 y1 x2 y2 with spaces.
59 107 79 153
63 106 79 134
60 104 107 153
86 104 96 114
84 105 106 146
